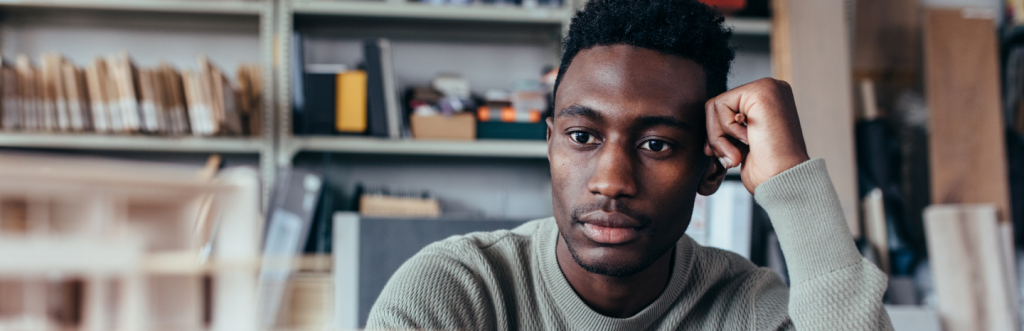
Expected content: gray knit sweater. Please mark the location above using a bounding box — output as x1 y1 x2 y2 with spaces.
367 158 892 330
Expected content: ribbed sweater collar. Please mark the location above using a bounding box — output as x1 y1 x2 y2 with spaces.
533 218 697 330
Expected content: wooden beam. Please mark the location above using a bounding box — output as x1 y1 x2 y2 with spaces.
924 8 1012 222
924 204 1018 331
772 0 861 237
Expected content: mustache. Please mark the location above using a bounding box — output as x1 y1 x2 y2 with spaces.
569 198 655 227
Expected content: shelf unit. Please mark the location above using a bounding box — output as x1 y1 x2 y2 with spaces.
276 0 770 165
0 133 265 153
276 0 577 166
0 0 277 203
0 0 768 199
0 0 266 15
290 0 572 23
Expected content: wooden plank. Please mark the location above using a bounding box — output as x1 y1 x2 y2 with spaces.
924 8 1012 222
772 0 861 237
853 0 921 82
924 204 1018 331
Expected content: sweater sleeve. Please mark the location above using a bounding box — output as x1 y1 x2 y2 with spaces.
753 158 893 331
365 241 497 331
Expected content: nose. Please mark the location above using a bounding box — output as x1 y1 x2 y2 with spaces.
587 142 638 199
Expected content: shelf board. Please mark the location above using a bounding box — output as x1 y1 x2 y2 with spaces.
288 136 549 158
0 133 265 153
291 0 570 24
0 0 267 15
726 17 772 36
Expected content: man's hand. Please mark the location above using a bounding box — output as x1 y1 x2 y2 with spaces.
704 78 810 194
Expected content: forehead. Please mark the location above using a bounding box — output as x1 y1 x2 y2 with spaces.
556 45 707 118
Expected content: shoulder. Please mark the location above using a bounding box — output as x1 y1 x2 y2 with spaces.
415 218 546 262
689 243 790 304
366 218 551 330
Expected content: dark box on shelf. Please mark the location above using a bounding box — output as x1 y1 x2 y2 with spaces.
476 121 546 140
295 73 338 135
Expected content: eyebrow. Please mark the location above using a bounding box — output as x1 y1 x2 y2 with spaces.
556 104 602 121
635 115 693 132
556 104 693 132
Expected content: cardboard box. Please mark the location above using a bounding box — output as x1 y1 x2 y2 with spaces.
410 113 475 140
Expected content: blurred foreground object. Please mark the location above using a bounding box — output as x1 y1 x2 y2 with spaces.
0 152 262 331
771 0 859 237
924 8 1012 222
924 205 1019 331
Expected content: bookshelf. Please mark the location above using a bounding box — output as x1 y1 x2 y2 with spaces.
0 0 278 203
0 0 266 15
280 136 549 164
277 0 771 166
0 133 264 153
290 0 573 23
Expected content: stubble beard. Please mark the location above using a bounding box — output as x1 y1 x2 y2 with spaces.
560 203 675 278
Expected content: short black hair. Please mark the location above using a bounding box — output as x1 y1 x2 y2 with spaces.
553 0 735 103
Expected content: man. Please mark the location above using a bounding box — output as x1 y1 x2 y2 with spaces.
367 0 892 329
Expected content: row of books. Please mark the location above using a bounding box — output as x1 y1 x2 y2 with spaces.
0 53 262 136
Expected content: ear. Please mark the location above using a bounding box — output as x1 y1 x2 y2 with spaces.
546 117 555 160
696 155 727 196
545 117 554 141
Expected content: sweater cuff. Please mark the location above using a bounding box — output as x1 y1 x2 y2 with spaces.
753 158 862 285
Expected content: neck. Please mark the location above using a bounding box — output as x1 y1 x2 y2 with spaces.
555 234 674 318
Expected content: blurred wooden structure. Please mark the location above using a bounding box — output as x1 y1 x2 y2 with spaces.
924 204 1018 331
0 152 262 331
924 8 1012 223
771 0 860 237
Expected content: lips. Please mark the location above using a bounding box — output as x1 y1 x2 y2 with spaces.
576 211 644 245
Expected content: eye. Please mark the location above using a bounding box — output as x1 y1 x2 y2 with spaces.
570 131 595 144
640 140 671 152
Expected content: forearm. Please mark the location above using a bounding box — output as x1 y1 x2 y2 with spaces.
754 158 892 330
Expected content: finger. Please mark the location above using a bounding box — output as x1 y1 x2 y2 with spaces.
711 93 750 145
705 101 745 169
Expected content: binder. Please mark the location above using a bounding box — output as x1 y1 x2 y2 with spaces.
15 55 39 131
102 57 124 133
301 72 338 135
62 63 90 131
42 54 70 131
85 58 111 133
2 60 20 130
39 54 58 131
257 168 324 329
363 39 401 138
337 70 367 133
137 69 164 133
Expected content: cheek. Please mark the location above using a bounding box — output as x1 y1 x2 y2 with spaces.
636 158 702 211
548 145 591 213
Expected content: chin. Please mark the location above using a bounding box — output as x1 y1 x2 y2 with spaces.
565 237 666 277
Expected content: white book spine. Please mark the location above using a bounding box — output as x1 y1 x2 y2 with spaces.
42 101 56 130
56 97 69 131
25 100 38 131
107 101 123 132
141 100 159 133
69 101 84 131
91 101 109 133
3 98 20 130
120 98 140 131
188 103 204 136
176 106 190 135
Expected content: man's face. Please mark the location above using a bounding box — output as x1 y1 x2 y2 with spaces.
548 45 711 277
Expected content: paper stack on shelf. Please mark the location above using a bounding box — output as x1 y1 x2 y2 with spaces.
0 52 262 138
